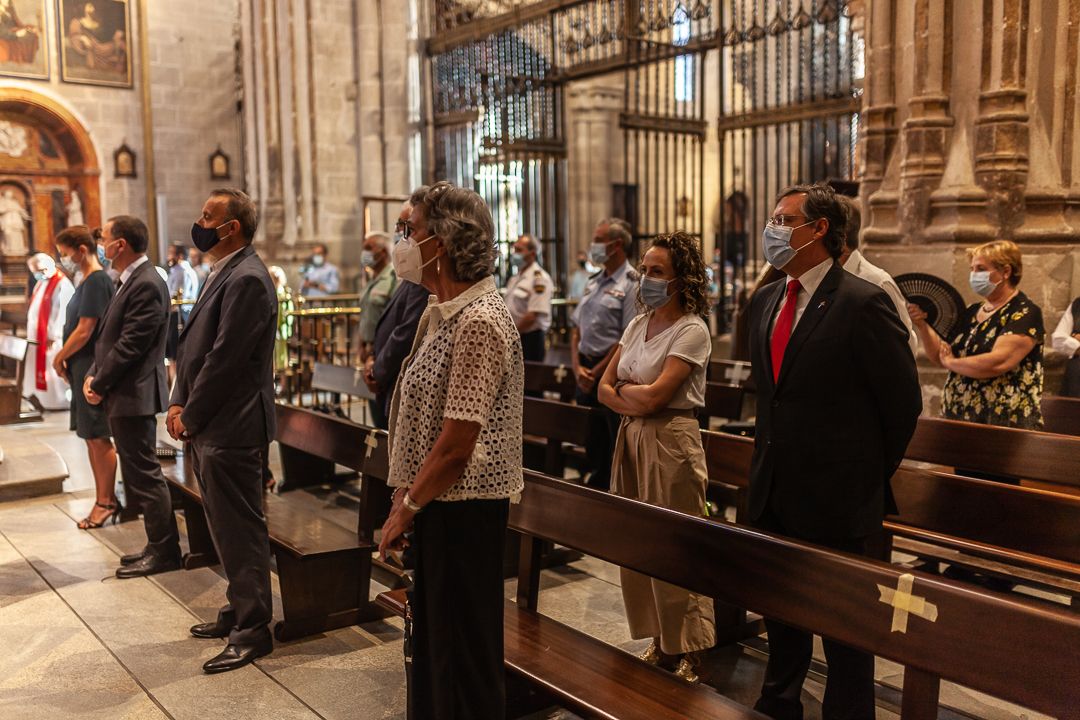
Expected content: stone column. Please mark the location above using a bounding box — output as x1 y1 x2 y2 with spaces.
860 0 901 243
566 82 623 253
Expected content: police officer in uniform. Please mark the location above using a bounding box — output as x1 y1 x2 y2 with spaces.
505 234 553 362
570 217 639 490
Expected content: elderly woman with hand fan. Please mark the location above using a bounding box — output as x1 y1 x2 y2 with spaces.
909 240 1044 429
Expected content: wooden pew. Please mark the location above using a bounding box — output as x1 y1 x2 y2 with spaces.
701 430 1080 606
0 334 40 424
708 359 754 389
382 472 1080 719
524 360 576 402
164 404 392 641
1041 395 1080 437
904 416 1080 491
700 381 745 428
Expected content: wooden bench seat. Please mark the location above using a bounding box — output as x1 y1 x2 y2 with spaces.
375 552 763 718
1041 395 1080 437
165 456 379 641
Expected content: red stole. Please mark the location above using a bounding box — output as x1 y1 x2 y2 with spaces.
34 273 63 391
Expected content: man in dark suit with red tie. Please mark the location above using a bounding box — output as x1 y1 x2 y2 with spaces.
167 188 278 674
748 184 922 720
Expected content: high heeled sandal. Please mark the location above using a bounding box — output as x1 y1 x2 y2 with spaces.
77 501 123 530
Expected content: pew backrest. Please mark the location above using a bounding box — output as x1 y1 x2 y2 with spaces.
522 396 592 445
524 361 576 402
511 472 1080 718
702 382 744 421
0 333 27 362
274 402 388 479
708 359 754 389
1041 395 1080 437
904 417 1080 489
311 362 375 401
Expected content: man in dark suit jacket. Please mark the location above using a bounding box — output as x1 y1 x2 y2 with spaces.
84 215 180 578
748 184 921 720
363 201 430 429
167 188 277 674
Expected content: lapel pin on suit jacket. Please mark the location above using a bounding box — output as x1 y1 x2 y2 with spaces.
817 299 828 310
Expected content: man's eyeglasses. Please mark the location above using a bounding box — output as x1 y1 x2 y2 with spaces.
766 214 809 228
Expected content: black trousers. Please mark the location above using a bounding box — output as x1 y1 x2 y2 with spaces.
753 507 876 720
520 329 546 363
575 352 620 491
411 499 509 720
108 415 180 561
369 398 388 430
189 440 273 647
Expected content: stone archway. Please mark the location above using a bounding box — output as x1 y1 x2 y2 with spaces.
0 86 101 266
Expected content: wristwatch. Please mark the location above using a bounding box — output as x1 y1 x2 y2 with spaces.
402 492 423 513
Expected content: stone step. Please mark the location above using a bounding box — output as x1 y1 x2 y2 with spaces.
0 429 68 501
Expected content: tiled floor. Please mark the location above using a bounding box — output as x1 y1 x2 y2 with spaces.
0 412 1052 719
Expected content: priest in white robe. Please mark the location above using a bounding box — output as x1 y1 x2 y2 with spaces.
23 254 75 409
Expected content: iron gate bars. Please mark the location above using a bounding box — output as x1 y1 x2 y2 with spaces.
716 0 861 333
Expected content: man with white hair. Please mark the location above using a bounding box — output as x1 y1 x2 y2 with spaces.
357 231 397 361
24 253 75 409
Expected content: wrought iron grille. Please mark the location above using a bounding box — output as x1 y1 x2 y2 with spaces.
424 1 862 329
716 0 862 331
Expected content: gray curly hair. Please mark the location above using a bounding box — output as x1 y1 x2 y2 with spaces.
409 181 495 282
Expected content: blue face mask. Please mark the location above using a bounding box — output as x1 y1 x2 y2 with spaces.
33 271 47 282
510 252 527 270
59 255 78 275
360 250 376 268
589 242 609 265
762 220 816 269
969 270 1000 298
97 244 108 266
640 275 674 309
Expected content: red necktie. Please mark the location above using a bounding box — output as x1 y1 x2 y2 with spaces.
770 279 801 383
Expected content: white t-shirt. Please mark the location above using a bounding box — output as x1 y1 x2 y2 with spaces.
616 312 711 410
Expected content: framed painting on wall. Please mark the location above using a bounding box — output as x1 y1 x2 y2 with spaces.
0 0 49 80
57 0 131 87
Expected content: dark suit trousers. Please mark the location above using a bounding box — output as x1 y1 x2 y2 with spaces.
575 353 620 491
189 440 273 646
520 329 546 363
754 508 876 720
108 415 180 560
411 499 509 720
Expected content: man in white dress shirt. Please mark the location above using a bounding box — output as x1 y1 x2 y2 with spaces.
837 195 918 357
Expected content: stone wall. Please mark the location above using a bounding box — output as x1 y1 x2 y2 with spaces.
0 0 242 259
860 0 1079 389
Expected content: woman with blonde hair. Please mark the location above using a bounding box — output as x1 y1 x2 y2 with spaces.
909 239 1044 428
598 231 716 683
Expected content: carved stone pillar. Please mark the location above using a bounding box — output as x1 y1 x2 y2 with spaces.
861 0 901 243
897 0 953 240
566 83 623 254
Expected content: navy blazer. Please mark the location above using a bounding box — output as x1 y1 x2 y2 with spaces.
747 262 922 541
89 258 169 418
372 280 430 418
170 245 277 447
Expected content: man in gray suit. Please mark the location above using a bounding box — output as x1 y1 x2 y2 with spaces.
84 215 180 578
167 188 277 674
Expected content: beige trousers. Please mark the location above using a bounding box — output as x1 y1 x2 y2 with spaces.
610 411 717 655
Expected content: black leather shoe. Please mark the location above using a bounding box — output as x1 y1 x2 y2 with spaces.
202 642 272 674
190 619 231 639
115 554 180 579
119 547 148 566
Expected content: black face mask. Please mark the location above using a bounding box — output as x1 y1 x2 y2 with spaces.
191 221 227 253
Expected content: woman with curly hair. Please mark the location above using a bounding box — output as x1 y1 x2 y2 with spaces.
598 231 716 683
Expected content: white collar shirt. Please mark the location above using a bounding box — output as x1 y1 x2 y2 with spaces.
772 256 833 335
118 254 149 286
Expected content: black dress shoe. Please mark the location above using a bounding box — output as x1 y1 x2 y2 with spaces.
115 554 181 579
190 619 231 639
202 642 272 674
120 547 148 566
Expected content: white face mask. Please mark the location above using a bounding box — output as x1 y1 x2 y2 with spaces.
392 233 437 284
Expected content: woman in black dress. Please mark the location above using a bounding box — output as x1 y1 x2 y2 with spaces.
51 226 119 528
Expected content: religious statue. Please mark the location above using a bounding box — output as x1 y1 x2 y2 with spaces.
23 254 75 410
66 189 84 227
0 188 30 256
